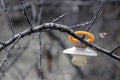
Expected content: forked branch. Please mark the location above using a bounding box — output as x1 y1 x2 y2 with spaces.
0 23 120 61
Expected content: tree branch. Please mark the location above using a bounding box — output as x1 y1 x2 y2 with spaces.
111 44 120 53
0 35 21 68
0 23 119 61
19 0 33 28
0 0 15 36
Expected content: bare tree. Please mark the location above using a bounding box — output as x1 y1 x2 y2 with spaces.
0 0 120 80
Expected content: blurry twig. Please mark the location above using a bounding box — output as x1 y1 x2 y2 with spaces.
19 0 33 28
86 0 105 32
4 38 32 72
0 42 5 45
70 21 92 29
31 4 37 24
37 0 46 79
51 13 66 23
0 0 15 36
36 0 44 25
0 35 21 68
0 37 34 80
111 44 120 53
38 32 46 80
82 0 105 39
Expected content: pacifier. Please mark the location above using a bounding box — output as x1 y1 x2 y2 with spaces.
63 31 97 66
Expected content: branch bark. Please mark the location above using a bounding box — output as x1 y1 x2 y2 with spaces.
0 23 120 61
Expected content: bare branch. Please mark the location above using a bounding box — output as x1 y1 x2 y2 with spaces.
31 4 37 24
37 0 46 79
3 38 32 73
38 32 46 80
0 42 5 45
0 23 119 61
111 44 120 53
36 0 44 25
0 35 21 68
51 13 66 23
86 0 105 32
19 0 33 28
0 37 34 80
0 0 15 36
38 33 42 69
70 21 92 29
82 0 105 39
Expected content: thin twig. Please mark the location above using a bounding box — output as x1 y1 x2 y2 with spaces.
82 0 105 39
19 0 33 28
0 37 34 79
38 33 42 65
0 42 5 45
38 32 46 80
86 0 105 32
44 13 67 32
37 0 46 79
51 13 66 23
36 0 44 25
4 38 32 72
31 4 37 24
0 35 21 68
0 0 15 36
111 44 120 53
70 21 92 29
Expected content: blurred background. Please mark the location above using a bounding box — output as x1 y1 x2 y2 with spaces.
0 0 120 80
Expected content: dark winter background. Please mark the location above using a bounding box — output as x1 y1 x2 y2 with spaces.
0 0 120 80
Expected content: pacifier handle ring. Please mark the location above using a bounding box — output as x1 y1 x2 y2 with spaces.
68 31 95 43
